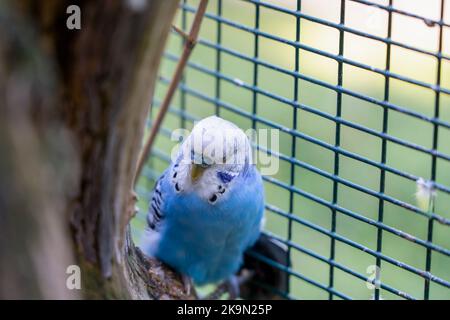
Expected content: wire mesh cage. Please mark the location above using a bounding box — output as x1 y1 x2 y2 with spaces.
133 0 450 300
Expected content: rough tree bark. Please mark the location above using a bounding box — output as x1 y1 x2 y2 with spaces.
0 0 195 299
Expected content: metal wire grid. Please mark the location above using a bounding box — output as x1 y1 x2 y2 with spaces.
136 0 450 299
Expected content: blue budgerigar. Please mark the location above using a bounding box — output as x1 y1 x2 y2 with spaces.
140 116 265 296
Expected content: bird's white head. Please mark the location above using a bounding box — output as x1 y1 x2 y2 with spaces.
171 116 253 203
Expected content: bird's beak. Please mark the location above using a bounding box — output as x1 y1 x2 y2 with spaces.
191 164 206 182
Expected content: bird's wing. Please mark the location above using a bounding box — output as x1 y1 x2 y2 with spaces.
146 172 166 231
140 171 168 257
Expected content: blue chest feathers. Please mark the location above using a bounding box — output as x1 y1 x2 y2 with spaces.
154 167 264 285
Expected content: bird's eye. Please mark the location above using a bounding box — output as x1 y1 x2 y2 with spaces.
200 162 210 168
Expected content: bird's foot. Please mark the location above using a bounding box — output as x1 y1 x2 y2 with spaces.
225 275 240 300
181 274 194 296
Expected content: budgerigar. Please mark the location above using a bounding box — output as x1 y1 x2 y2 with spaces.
140 116 264 297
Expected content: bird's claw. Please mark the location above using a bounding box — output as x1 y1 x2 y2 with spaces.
182 274 194 296
225 275 240 300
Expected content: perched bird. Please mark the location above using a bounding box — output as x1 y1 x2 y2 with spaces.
140 116 265 297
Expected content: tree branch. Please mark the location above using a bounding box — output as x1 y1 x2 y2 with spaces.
134 0 209 183
0 0 194 300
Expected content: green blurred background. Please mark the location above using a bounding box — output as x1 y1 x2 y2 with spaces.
132 0 450 299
